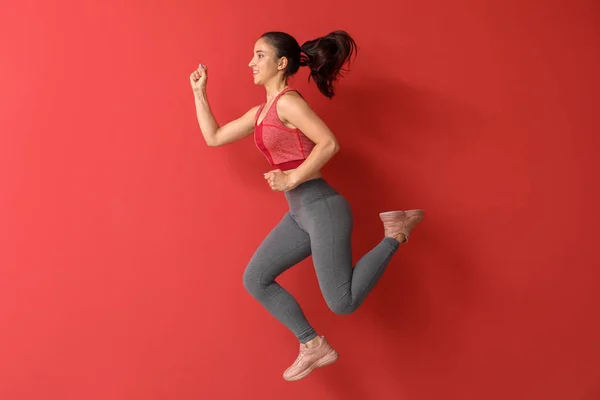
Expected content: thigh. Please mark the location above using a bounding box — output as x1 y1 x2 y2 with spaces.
298 195 354 296
244 212 312 284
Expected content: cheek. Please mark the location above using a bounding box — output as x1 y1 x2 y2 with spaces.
261 61 276 73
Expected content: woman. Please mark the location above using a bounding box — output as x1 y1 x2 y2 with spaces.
190 30 424 381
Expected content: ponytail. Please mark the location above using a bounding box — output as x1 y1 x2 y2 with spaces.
259 30 357 99
300 30 357 99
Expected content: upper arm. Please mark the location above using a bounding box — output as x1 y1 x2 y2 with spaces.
276 92 339 149
211 105 260 146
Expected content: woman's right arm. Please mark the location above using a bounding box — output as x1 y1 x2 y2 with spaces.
191 64 258 147
194 91 258 147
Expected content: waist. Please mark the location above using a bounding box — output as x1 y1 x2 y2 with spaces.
275 160 305 170
284 177 339 210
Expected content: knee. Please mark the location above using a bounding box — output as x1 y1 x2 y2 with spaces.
326 300 355 315
242 266 258 295
242 263 265 299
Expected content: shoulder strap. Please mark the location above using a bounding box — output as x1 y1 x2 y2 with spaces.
255 103 266 124
270 87 302 110
257 88 302 124
275 87 299 101
278 86 293 97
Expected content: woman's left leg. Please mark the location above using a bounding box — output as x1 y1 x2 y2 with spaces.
298 193 418 314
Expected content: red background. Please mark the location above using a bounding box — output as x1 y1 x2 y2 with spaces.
1 0 599 399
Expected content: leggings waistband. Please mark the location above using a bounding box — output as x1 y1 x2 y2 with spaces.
284 178 339 211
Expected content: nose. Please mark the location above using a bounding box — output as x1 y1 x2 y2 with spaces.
248 59 255 68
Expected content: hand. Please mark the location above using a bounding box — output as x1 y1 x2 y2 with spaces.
190 63 208 93
264 169 294 191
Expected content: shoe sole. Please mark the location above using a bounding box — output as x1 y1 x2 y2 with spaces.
284 351 339 382
379 209 424 217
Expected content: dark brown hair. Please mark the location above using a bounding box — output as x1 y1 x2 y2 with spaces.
260 30 357 99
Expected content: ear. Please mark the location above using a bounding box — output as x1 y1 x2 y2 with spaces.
277 56 288 71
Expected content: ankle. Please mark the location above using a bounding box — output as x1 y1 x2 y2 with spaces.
394 233 407 243
305 336 322 348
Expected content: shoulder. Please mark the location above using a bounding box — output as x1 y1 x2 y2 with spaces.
276 90 310 116
244 104 261 117
279 89 304 104
241 104 263 124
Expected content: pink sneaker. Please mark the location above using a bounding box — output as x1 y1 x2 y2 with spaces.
283 337 339 381
379 209 424 242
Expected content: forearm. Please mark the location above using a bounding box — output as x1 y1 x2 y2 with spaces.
287 141 339 189
193 89 220 146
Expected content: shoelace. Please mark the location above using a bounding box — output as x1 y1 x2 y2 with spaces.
292 345 309 365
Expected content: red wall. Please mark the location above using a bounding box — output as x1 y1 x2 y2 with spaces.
2 0 599 399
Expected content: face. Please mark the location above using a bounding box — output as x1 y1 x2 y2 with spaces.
248 38 286 85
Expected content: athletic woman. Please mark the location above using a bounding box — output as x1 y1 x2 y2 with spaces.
190 30 424 381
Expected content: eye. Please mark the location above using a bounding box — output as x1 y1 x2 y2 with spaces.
258 54 264 58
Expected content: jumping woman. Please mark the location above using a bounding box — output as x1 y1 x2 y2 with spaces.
190 30 424 381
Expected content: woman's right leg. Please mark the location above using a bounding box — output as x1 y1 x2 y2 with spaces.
242 212 317 343
243 211 341 382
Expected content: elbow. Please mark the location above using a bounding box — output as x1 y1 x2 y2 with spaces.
205 136 220 147
317 139 339 154
203 128 221 147
332 141 340 154
327 140 340 155
317 140 338 159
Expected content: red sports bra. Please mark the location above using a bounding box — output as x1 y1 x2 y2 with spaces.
254 87 316 170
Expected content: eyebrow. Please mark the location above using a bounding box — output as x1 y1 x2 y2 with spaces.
255 50 265 53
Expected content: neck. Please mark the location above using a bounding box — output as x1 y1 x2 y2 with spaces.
264 77 288 100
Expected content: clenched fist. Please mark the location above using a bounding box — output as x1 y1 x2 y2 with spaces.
264 169 296 191
190 63 208 92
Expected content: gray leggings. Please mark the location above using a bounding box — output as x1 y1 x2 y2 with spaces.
243 178 400 343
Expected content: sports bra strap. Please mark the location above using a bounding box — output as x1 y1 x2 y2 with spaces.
254 103 266 124
275 86 295 100
255 87 303 125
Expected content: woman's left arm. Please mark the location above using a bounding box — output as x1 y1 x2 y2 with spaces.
275 92 340 190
